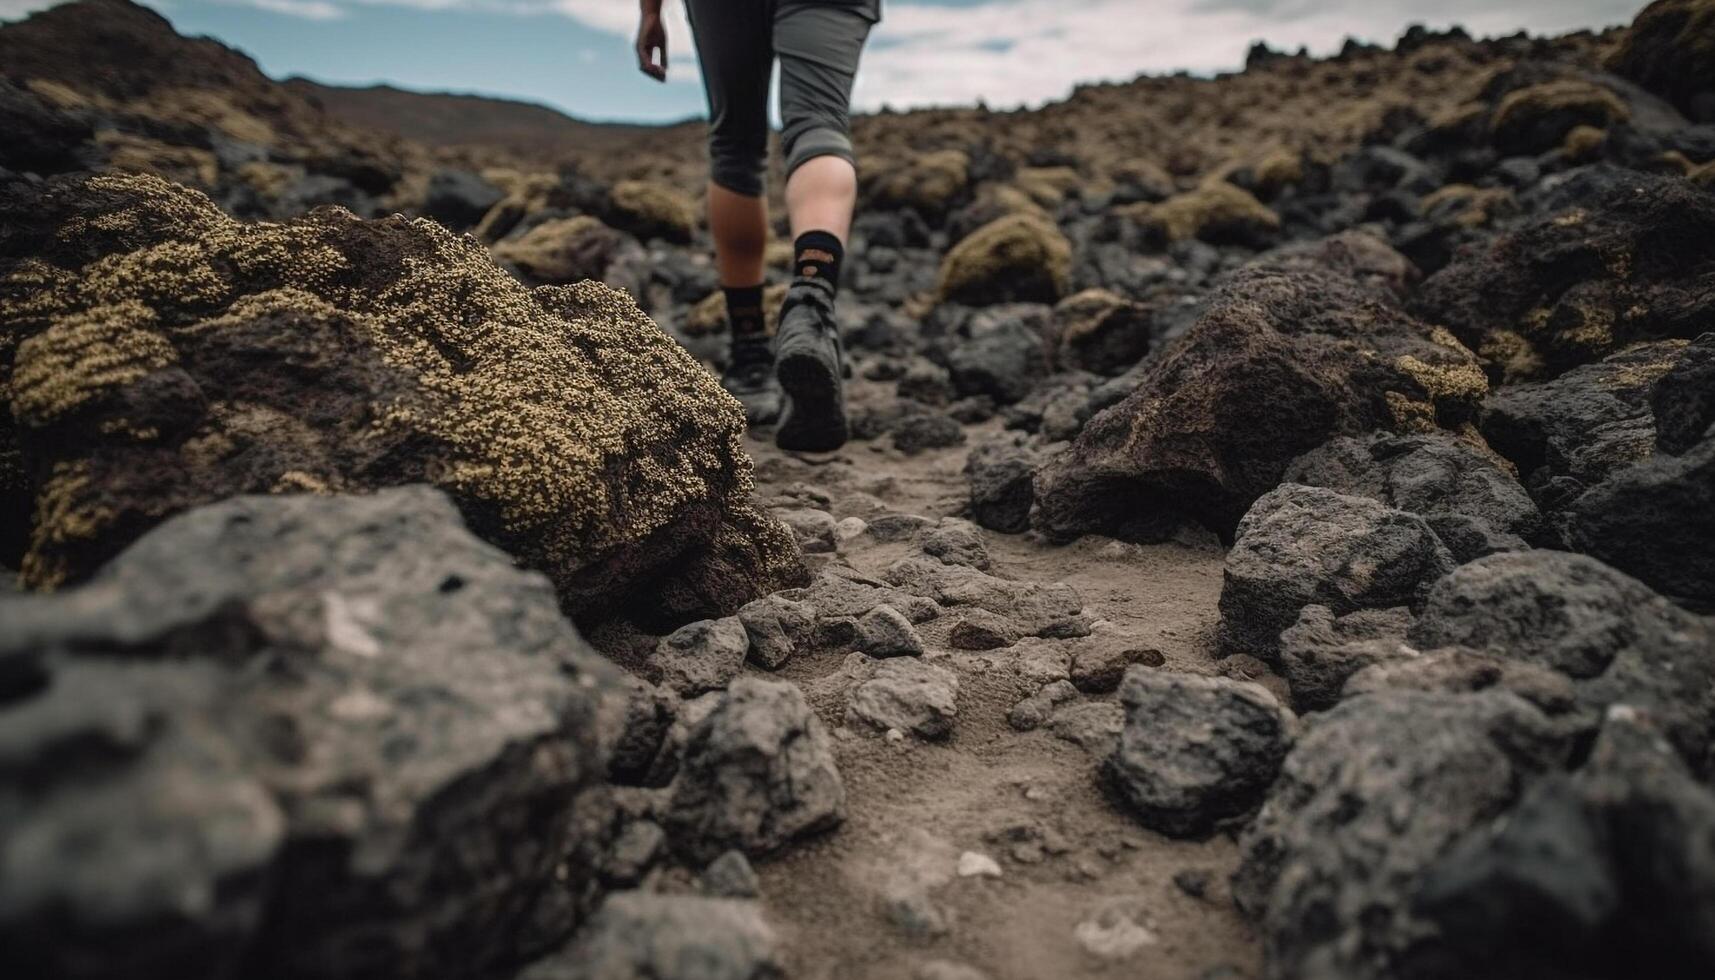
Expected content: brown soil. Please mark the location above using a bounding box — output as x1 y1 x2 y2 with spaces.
738 417 1258 979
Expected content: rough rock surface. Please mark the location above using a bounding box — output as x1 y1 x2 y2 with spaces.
518 892 783 980
1652 332 1715 454
1104 670 1295 837
846 657 961 740
1284 432 1542 561
1276 605 1418 711
937 213 1072 306
0 172 803 623
0 486 617 980
1409 550 1715 769
1217 485 1456 660
1234 690 1569 980
651 617 750 696
1412 170 1715 375
665 678 845 864
1607 0 1715 120
1035 240 1487 542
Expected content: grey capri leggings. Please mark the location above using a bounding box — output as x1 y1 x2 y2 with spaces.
684 0 879 197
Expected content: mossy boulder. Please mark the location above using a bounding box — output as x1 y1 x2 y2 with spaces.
490 214 644 288
1121 182 1281 248
1608 0 1715 120
1489 79 1630 155
604 179 698 244
864 149 971 220
684 282 789 338
937 212 1071 306
0 171 804 624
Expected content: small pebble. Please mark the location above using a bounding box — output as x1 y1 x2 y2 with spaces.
957 851 1002 878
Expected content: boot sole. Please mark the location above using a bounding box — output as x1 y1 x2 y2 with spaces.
775 347 848 452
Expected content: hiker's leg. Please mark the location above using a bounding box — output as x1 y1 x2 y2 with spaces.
775 1 875 248
685 0 772 288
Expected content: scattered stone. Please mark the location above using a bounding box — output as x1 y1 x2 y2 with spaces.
965 438 1040 533
1048 288 1154 376
652 617 749 697
1212 653 1292 706
914 960 992 980
1070 644 1164 694
736 592 817 670
1173 869 1213 901
601 820 667 887
857 604 927 658
1049 701 1126 755
884 557 1090 639
957 851 1003 878
1008 680 1078 731
892 410 967 455
665 678 845 864
1073 905 1159 960
1217 484 1456 660
1652 331 1715 455
518 892 782 980
946 304 1052 405
1013 639 1074 687
922 520 992 570
848 658 960 740
1105 670 1296 837
608 675 681 785
948 609 1022 650
775 507 839 553
1344 649 1578 718
701 850 762 899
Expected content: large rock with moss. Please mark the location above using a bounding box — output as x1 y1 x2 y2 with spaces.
1488 79 1630 155
864 149 971 221
602 179 698 244
490 214 645 289
0 486 619 980
1119 182 1281 248
1411 169 1715 378
0 172 803 624
937 212 1072 306
1033 238 1488 542
1608 0 1715 121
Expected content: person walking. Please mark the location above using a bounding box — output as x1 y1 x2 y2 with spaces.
635 0 877 452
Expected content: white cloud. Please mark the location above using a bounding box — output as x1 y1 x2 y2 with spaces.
241 0 346 19
0 0 58 19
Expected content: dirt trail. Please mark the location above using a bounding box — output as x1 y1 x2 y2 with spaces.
740 419 1262 979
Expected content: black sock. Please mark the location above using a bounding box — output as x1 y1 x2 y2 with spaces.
723 283 766 338
793 230 844 295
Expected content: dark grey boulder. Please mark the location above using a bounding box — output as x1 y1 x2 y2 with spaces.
944 304 1051 405
1344 649 1578 720
1284 432 1543 561
1560 434 1715 613
1409 550 1715 769
1217 485 1456 661
1234 690 1569 980
651 617 749 697
1653 332 1715 455
0 486 617 980
421 169 504 231
1104 670 1295 837
1276 604 1417 711
736 593 817 670
664 678 845 864
517 891 783 980
965 437 1039 534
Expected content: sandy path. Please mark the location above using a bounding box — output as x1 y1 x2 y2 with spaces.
740 426 1262 979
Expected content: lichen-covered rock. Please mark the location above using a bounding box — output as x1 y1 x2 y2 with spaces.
518 892 784 980
1034 242 1486 542
1120 182 1280 248
664 677 845 864
937 212 1072 306
490 214 645 288
1607 0 1715 120
0 486 618 980
0 172 803 624
1409 550 1715 767
1104 670 1295 837
1412 169 1715 376
1218 485 1456 660
1284 432 1543 562
1234 690 1569 980
603 178 697 244
1489 79 1630 155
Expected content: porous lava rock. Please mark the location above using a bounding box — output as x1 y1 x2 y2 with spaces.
0 486 618 980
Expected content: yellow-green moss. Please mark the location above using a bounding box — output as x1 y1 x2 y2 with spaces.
607 179 698 242
1127 182 1280 243
937 212 1071 305
867 149 970 215
490 215 617 284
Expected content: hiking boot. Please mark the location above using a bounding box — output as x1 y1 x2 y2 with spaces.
773 277 848 452
721 332 781 426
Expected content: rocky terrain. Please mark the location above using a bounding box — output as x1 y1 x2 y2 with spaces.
2 1 1714 978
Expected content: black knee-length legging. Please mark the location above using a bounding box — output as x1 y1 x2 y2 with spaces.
684 0 879 198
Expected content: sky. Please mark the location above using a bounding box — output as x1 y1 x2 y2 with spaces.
0 0 1646 123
